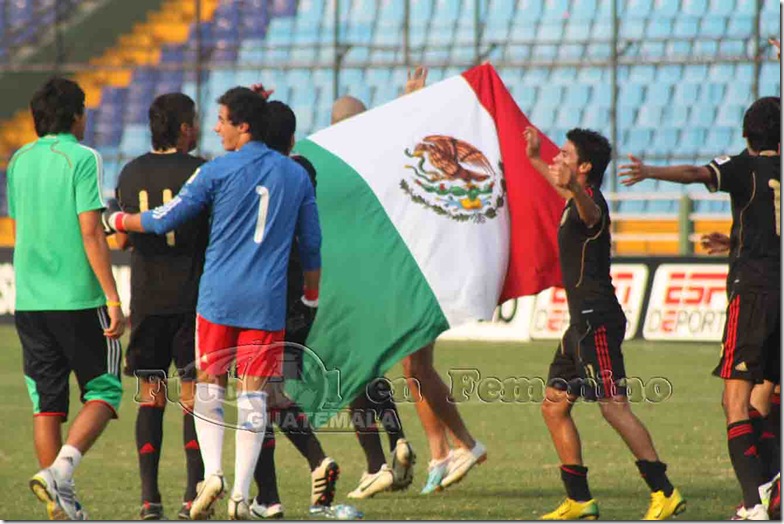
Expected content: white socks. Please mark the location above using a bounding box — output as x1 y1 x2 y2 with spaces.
231 391 267 500
194 383 226 477
50 444 82 481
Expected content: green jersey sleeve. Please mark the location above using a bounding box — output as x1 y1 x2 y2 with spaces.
74 150 105 214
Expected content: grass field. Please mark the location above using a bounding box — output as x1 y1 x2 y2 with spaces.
0 325 741 520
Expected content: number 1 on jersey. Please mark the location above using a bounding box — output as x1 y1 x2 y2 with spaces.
254 186 270 244
769 179 780 237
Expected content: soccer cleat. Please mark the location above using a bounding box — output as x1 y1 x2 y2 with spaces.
440 441 487 489
29 468 84 520
420 456 450 495
190 474 225 520
178 501 193 520
731 504 769 520
346 465 394 499
642 489 686 520
311 457 340 507
540 498 600 520
768 473 781 520
250 500 284 520
140 502 165 520
228 494 251 520
390 438 416 491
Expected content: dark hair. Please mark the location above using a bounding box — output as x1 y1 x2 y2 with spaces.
566 128 612 188
149 93 196 151
216 86 267 141
264 101 296 154
743 96 780 152
30 77 85 137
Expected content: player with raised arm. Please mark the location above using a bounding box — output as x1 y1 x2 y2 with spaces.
104 87 322 520
619 96 780 520
114 93 207 520
525 126 684 520
10 77 125 520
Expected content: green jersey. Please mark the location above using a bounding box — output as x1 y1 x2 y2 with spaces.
8 133 107 311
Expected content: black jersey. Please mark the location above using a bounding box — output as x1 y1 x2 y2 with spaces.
706 152 781 291
116 152 209 316
557 185 623 323
286 154 317 310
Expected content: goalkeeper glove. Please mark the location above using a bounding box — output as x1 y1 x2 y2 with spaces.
101 199 126 234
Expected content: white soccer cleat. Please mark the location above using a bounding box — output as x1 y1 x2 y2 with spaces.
190 474 225 520
732 504 769 520
440 441 487 489
346 464 394 499
228 494 251 520
29 468 84 520
311 457 340 507
390 438 416 491
250 500 284 520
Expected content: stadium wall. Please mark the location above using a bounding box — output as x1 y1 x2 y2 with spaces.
0 249 729 344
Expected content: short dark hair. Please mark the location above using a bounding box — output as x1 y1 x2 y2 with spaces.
566 128 612 188
217 86 267 142
743 96 780 152
264 101 296 154
149 93 196 151
30 77 85 137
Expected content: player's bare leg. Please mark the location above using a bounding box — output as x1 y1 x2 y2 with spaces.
540 387 599 520
403 344 475 449
541 387 582 465
33 416 63 468
750 380 775 417
403 343 485 489
405 374 452 493
597 396 658 461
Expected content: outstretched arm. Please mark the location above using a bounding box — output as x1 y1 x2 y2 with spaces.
107 167 212 235
700 232 731 255
618 154 712 187
524 126 570 199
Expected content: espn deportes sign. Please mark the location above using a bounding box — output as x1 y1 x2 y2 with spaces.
642 264 727 342
530 264 649 340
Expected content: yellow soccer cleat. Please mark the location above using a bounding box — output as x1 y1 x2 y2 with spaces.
643 488 686 520
540 498 599 520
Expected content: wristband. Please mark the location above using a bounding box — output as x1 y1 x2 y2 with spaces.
106 301 122 307
109 212 127 233
304 287 319 302
301 294 319 308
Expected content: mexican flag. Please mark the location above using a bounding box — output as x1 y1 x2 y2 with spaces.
289 64 564 422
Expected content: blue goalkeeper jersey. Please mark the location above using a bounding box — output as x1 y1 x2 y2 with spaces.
140 141 321 331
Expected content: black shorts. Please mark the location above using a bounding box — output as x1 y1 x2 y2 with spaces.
124 313 197 381
713 290 780 384
547 315 628 401
16 307 123 419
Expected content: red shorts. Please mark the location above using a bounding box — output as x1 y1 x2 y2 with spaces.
196 315 285 378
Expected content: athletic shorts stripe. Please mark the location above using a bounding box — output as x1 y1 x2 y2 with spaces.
721 296 741 378
97 308 121 376
594 326 614 397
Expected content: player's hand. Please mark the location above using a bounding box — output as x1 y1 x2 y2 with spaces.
618 154 649 186
549 159 576 192
404 66 428 94
524 126 541 159
101 199 122 235
771 38 781 60
104 304 125 339
700 232 731 255
250 83 274 100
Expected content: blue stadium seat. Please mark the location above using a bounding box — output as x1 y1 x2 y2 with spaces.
581 107 609 130
661 106 689 127
646 18 672 39
512 84 536 110
726 16 754 38
571 0 598 20
550 68 577 85
556 107 581 129
716 104 745 127
636 106 662 127
565 85 590 107
651 0 680 17
645 84 670 106
679 128 707 155
576 67 605 85
649 128 679 155
541 0 569 20
619 84 644 106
